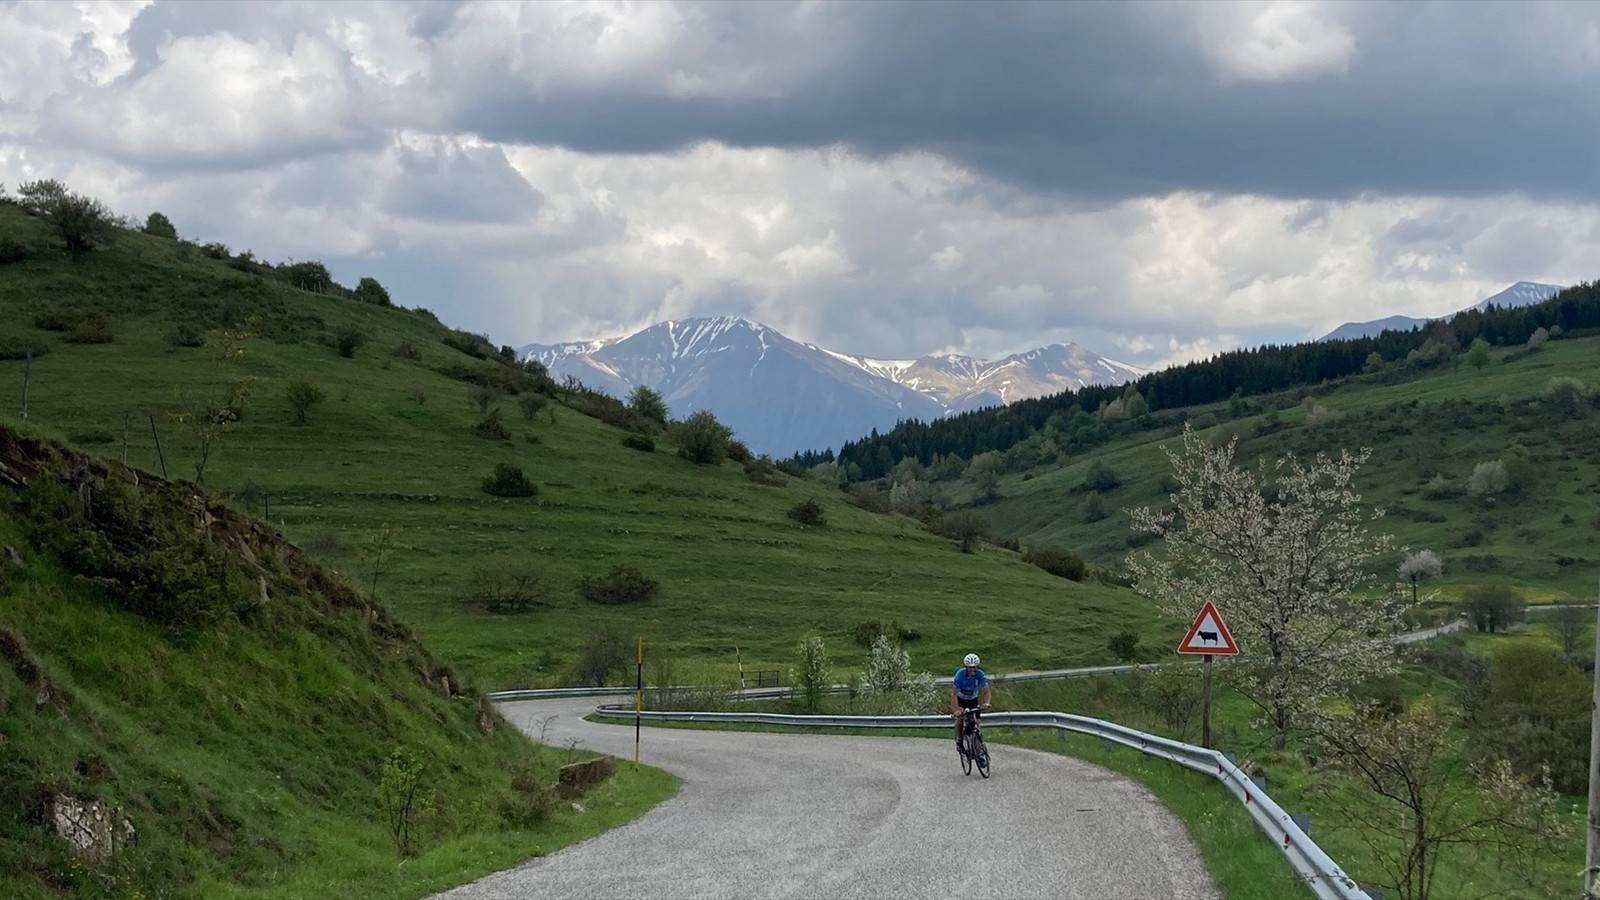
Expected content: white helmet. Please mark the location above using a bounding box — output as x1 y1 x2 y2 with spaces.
963 653 980 667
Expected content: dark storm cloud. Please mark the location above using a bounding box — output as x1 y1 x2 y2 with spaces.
433 1 1600 202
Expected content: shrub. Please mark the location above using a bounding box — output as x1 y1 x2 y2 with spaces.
481 463 537 497
1107 630 1141 663
669 410 734 465
787 498 826 527
286 380 327 425
143 211 178 239
443 330 491 359
0 339 46 361
473 408 512 440
1460 584 1524 632
464 562 547 614
354 276 392 307
165 324 204 348
391 341 422 360
621 433 655 452
1023 546 1087 581
378 746 430 857
1083 463 1121 493
335 327 366 358
497 760 558 827
577 565 659 605
0 237 27 264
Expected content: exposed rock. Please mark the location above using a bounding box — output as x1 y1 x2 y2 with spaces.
49 794 134 867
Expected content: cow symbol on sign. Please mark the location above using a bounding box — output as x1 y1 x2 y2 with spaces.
1197 630 1218 645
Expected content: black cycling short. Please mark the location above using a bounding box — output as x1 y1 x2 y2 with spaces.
957 695 981 711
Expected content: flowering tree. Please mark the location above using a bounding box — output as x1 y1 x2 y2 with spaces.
1128 426 1407 750
1309 699 1565 900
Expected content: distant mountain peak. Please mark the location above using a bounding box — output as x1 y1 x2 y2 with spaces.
519 318 1142 455
1318 282 1566 342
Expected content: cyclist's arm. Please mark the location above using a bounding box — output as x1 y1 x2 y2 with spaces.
980 683 992 709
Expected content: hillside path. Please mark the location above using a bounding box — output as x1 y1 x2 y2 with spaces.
434 699 1219 900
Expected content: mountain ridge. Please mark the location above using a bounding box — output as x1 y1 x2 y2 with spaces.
521 316 1145 455
1318 281 1565 342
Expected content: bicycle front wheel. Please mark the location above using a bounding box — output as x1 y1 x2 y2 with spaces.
975 737 991 778
960 736 973 775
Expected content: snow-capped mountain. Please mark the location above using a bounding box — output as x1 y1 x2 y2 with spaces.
520 317 1144 456
1317 282 1565 342
823 345 1144 414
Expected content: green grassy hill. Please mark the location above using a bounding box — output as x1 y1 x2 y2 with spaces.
0 201 1163 690
0 427 674 898
960 333 1600 603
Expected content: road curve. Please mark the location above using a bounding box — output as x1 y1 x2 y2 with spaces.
435 699 1219 900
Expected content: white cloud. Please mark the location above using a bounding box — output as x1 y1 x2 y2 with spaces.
1198 1 1357 84
49 30 379 166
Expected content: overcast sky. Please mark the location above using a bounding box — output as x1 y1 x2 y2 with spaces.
4 1 1599 369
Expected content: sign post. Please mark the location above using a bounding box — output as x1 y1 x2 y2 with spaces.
1176 600 1239 749
634 637 644 770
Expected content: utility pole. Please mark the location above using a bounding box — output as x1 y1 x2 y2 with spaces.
1587 575 1600 900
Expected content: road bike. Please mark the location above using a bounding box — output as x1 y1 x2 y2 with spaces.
958 707 991 777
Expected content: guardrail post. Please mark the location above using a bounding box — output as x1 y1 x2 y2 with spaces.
1291 813 1311 837
1251 774 1267 792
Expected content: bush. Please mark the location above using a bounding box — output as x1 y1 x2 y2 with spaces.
165 324 204 348
481 463 537 497
621 433 655 452
669 410 734 465
0 237 27 264
473 409 512 441
1083 463 1121 493
391 341 422 361
497 760 558 827
464 562 546 614
0 339 46 361
286 380 327 425
787 498 826 526
1107 629 1141 663
335 327 366 358
577 565 659 605
1023 546 1087 581
443 330 492 359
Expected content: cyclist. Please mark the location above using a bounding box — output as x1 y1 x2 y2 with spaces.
951 652 991 754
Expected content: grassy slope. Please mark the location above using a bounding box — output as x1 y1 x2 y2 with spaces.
0 202 1167 689
975 336 1600 601
0 430 675 898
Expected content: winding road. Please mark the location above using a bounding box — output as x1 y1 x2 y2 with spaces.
435 698 1219 899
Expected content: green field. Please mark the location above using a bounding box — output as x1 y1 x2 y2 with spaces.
5 194 1598 900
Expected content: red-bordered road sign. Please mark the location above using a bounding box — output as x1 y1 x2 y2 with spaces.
1177 600 1239 655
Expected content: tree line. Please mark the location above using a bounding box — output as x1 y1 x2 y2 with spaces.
820 282 1600 480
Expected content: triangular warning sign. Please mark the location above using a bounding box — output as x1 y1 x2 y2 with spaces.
1177 600 1239 655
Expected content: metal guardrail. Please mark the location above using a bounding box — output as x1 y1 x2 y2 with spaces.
585 704 1368 900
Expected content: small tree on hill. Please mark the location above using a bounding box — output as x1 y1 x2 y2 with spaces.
143 211 178 239
790 635 831 713
1311 698 1566 900
1464 338 1492 373
940 509 993 553
354 276 392 306
285 379 326 425
627 385 669 426
1398 550 1443 605
1128 425 1406 750
1460 585 1525 633
1550 604 1588 660
670 409 733 465
18 179 119 258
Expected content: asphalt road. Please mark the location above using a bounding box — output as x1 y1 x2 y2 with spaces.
435 699 1219 900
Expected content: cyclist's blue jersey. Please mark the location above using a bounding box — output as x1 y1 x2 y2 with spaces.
952 667 987 700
